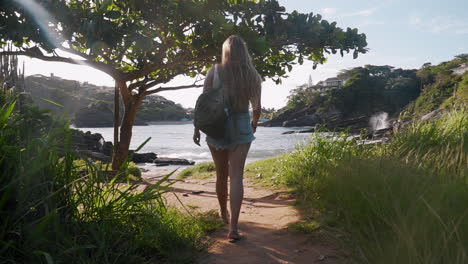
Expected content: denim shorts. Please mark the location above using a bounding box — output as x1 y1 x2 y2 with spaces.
206 112 255 149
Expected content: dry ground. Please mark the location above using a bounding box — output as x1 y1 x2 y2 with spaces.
143 170 345 264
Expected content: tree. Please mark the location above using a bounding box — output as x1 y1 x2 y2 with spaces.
454 53 468 61
0 0 368 169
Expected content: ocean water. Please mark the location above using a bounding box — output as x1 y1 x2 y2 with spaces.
77 123 313 165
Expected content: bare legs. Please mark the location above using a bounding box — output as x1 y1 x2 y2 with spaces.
209 143 251 237
227 143 250 234
209 146 229 224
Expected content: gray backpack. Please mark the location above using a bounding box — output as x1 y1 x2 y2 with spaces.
194 65 229 139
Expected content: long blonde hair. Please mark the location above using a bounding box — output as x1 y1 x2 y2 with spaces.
221 35 262 112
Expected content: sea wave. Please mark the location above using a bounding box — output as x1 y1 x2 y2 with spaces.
164 151 212 161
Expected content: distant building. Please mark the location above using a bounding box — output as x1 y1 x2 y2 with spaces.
323 77 348 87
452 63 468 75
299 76 348 96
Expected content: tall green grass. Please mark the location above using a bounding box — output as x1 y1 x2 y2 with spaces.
0 98 210 263
282 133 378 206
324 160 468 263
282 108 468 263
390 108 467 177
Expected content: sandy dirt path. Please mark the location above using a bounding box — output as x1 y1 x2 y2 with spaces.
144 171 343 264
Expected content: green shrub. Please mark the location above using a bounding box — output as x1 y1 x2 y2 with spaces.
72 160 142 180
127 161 142 178
390 107 467 177
282 133 378 206
323 159 468 264
178 157 287 188
0 98 209 264
280 109 468 263
244 155 288 187
178 162 216 179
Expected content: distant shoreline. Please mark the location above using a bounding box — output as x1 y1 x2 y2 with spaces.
146 121 193 125
72 121 194 128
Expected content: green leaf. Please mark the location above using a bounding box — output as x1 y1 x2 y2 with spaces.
33 251 54 264
100 0 113 11
104 11 121 19
0 101 16 128
39 97 63 108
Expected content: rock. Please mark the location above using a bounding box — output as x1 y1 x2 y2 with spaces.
78 150 111 162
101 141 113 156
154 157 195 166
261 107 317 127
71 130 106 152
372 127 393 138
324 115 369 132
70 129 116 160
130 151 157 163
282 114 321 127
420 109 445 121
281 128 316 135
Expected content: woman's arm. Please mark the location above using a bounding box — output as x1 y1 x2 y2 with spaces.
251 108 261 133
251 85 262 133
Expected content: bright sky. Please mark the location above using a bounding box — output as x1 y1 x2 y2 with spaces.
20 0 468 109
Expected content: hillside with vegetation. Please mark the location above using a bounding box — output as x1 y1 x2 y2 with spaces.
264 54 468 129
404 54 468 118
24 75 189 127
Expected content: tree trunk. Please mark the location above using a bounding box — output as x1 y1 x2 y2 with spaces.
111 106 135 170
111 81 144 170
113 80 119 150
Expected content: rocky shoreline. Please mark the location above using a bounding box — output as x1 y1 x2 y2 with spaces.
71 129 195 166
273 108 446 144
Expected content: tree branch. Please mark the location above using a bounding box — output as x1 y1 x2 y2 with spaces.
143 84 203 96
138 67 206 94
128 76 149 90
57 45 96 61
0 50 118 78
122 51 215 81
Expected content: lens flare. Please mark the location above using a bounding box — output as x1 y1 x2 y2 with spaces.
12 0 87 65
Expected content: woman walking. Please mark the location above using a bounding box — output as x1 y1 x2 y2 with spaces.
193 35 262 242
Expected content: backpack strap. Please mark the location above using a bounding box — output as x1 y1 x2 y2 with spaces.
213 64 221 89
213 64 231 115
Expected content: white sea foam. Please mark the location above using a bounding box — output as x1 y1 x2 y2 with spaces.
369 112 389 131
164 152 212 161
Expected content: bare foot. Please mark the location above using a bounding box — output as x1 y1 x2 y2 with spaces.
220 210 229 224
227 231 242 243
